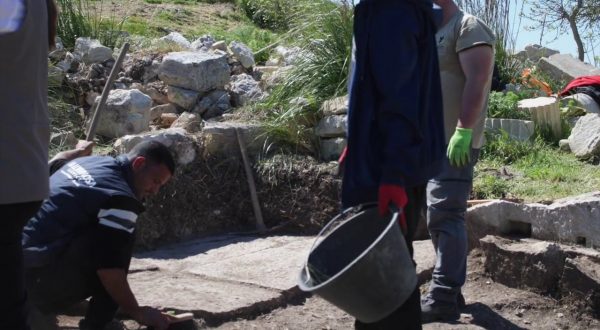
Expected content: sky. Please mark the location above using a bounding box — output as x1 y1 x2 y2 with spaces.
508 2 580 58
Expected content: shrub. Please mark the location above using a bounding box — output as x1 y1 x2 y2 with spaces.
237 0 297 31
257 1 353 151
487 91 530 120
56 0 125 49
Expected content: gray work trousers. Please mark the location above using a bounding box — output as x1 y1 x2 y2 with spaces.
426 149 479 303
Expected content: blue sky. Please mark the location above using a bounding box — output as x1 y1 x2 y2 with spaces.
509 2 579 58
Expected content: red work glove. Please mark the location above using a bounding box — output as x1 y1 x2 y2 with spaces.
378 184 408 234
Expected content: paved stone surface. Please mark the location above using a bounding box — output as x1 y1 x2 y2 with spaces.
128 235 436 317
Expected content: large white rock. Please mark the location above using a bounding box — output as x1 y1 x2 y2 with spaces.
167 85 199 110
229 73 264 107
563 93 600 114
230 41 255 68
92 89 152 139
568 113 600 159
159 32 191 49
114 128 197 166
74 37 113 64
315 115 347 138
158 52 230 93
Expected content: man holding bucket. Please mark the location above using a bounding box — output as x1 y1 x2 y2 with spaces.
421 0 495 323
340 0 445 328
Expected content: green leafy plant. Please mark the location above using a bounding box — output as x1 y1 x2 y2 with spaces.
237 0 297 31
487 91 530 120
255 1 353 151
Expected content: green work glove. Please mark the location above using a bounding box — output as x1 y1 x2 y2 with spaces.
447 127 472 167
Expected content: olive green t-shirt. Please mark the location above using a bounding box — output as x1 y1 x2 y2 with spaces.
436 11 495 148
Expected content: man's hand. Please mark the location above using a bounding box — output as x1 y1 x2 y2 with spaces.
447 127 472 167
378 184 408 233
133 306 171 330
75 140 95 157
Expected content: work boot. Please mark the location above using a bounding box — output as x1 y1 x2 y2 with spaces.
420 296 460 323
79 318 124 330
457 292 466 310
28 305 58 330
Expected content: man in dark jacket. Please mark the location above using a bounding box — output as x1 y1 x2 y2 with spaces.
23 141 176 330
341 0 445 329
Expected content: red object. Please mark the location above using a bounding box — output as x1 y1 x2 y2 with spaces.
338 146 348 164
559 75 600 96
378 184 408 233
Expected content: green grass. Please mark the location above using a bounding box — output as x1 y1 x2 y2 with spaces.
474 135 600 202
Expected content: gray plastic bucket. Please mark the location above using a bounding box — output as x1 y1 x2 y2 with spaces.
297 204 417 323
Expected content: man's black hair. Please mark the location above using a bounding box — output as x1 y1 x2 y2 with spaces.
127 140 176 174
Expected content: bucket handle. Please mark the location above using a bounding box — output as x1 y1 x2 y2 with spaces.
303 203 389 284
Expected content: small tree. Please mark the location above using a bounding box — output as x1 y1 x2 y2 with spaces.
523 0 599 61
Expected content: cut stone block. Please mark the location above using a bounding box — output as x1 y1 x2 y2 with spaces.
518 97 562 138
485 118 534 141
465 192 600 248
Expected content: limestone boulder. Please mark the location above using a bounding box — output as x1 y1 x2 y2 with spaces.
230 41 255 69
229 74 264 107
321 95 349 116
190 35 215 51
114 128 197 166
538 54 600 82
171 112 203 133
167 85 199 110
194 90 231 119
568 114 600 159
159 32 191 49
315 115 347 138
74 37 113 64
158 52 230 93
202 122 265 157
92 89 152 139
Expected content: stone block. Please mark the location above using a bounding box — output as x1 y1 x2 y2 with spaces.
159 52 230 93
485 118 534 141
320 138 346 161
315 115 347 138
538 54 600 82
568 113 600 159
321 95 349 116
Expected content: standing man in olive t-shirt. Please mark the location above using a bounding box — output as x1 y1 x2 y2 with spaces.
0 1 57 329
422 0 495 323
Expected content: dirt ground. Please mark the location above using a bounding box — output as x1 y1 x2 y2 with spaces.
56 249 599 330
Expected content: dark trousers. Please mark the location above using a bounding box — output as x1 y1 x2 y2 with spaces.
355 185 425 330
25 231 119 330
0 201 42 330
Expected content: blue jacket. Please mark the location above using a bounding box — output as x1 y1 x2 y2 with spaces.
22 156 144 269
342 0 445 207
